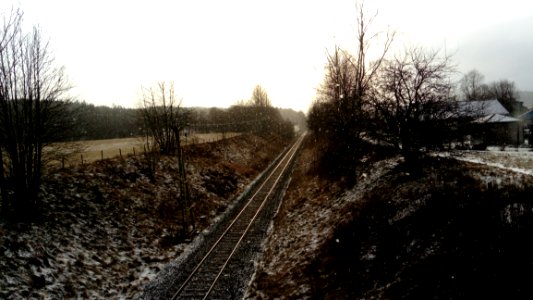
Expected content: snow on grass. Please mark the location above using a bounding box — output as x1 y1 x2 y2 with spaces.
245 155 401 299
1 134 288 299
248 144 533 298
439 150 533 176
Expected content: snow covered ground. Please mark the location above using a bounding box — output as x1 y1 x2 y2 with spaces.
245 139 402 299
3 136 529 298
246 141 533 298
0 134 287 299
441 149 533 175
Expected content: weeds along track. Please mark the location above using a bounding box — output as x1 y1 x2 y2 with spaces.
167 134 304 299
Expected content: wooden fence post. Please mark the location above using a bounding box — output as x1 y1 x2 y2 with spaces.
101 150 104 161
119 148 122 159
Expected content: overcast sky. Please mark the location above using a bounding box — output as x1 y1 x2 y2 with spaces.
2 0 533 112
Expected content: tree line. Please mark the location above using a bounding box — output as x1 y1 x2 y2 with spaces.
66 102 142 141
136 83 295 232
459 69 527 116
54 93 303 143
141 84 296 148
0 8 299 220
307 2 528 182
189 86 297 139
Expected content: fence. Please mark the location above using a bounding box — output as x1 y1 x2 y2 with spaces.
47 132 242 168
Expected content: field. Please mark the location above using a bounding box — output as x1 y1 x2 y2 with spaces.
45 132 241 167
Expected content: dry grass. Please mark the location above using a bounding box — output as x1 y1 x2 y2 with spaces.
0 133 286 299
45 132 241 167
247 142 533 299
459 150 533 170
245 139 398 299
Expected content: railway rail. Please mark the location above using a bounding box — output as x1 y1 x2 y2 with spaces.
169 133 305 299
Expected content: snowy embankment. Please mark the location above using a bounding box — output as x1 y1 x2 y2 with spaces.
440 149 533 176
139 139 291 299
0 134 287 299
247 141 533 299
245 142 401 298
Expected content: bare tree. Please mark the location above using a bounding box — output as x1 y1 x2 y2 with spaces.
317 46 358 123
251 84 271 107
371 47 455 164
459 69 491 100
489 79 525 115
307 2 394 180
460 70 525 115
140 82 187 155
352 3 395 104
313 3 395 136
139 81 194 232
0 9 70 218
247 85 287 135
308 46 358 157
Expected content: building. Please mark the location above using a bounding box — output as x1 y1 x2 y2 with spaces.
457 100 523 147
518 109 533 145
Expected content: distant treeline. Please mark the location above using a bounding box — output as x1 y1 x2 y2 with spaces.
188 106 306 135
66 102 142 141
63 102 306 141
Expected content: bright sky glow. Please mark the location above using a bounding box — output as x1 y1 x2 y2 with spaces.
2 0 533 112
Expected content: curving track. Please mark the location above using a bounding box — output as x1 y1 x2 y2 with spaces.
170 133 305 299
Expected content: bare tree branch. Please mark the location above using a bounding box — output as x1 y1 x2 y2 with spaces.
0 9 70 219
371 47 456 162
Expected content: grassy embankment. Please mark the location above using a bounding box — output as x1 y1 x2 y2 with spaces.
247 136 533 299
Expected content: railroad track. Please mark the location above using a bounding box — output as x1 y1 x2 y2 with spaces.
169 134 305 300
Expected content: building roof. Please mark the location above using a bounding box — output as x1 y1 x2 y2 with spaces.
457 99 510 117
474 114 521 123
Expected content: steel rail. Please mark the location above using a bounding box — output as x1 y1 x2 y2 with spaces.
171 134 304 300
201 134 304 299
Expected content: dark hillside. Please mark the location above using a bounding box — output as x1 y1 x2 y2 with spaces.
247 139 533 299
310 157 533 299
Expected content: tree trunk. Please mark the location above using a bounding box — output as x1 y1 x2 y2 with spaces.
0 147 9 215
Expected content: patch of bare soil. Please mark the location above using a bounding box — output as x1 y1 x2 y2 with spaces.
0 133 288 299
247 141 533 299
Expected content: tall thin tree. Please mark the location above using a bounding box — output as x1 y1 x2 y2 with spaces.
139 81 194 232
0 9 70 218
308 2 394 181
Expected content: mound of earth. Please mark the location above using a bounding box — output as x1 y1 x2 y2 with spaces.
0 133 288 299
247 138 533 299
